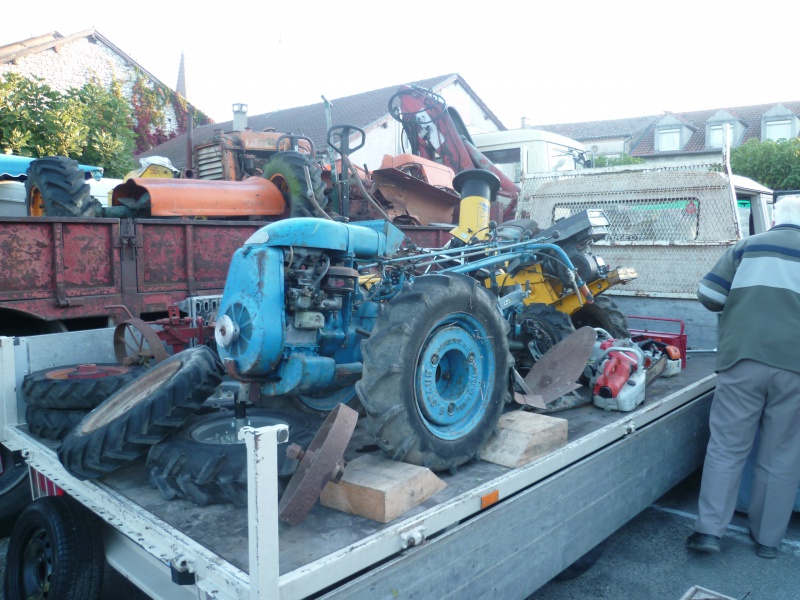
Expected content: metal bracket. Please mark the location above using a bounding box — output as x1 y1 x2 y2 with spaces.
400 526 427 549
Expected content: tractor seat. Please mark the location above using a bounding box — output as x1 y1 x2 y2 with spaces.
496 219 540 242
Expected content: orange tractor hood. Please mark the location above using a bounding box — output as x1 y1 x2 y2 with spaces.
111 177 286 217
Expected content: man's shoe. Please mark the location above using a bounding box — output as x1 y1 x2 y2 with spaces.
749 532 778 558
686 532 721 553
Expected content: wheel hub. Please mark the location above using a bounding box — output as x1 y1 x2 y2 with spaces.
414 317 495 439
22 528 52 597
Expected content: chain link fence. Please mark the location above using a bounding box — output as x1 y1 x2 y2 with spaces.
517 162 747 298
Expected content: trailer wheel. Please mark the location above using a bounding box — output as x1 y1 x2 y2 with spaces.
22 364 144 410
357 273 512 472
4 496 104 600
26 406 88 441
0 444 30 536
146 408 318 506
555 539 607 581
25 156 95 218
57 346 224 480
262 151 329 218
571 296 630 339
514 303 575 376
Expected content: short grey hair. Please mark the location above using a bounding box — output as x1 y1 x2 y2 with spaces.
773 195 800 227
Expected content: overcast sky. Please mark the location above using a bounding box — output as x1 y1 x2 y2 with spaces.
5 0 799 129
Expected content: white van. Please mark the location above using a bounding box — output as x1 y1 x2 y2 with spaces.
473 129 590 182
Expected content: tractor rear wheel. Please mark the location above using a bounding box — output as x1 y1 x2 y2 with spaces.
25 157 95 218
357 273 512 472
57 346 223 480
22 364 144 410
146 408 318 506
514 303 575 376
571 296 630 339
262 152 328 218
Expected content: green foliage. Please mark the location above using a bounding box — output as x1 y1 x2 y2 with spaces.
730 138 800 190
593 154 645 168
0 73 212 177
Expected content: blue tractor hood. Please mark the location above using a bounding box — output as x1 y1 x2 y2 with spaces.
243 218 406 258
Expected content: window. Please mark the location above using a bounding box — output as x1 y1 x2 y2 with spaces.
553 198 699 242
709 124 730 148
482 148 520 183
547 143 577 172
659 129 681 152
765 119 792 141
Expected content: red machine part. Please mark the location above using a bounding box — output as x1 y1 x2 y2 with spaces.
592 339 640 399
393 85 520 220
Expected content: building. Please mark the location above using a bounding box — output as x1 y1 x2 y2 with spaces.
534 101 800 165
0 30 205 152
138 73 505 172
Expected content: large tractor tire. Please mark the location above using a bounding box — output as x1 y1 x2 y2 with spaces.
26 406 88 441
146 408 319 507
262 151 329 218
25 156 95 218
0 444 30 537
22 364 144 410
514 303 575 376
4 496 104 600
570 296 630 339
57 346 224 480
357 273 513 473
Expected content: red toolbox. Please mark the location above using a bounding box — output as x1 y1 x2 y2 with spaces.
627 316 687 369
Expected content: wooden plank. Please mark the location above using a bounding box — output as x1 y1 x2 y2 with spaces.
480 411 568 468
320 454 447 523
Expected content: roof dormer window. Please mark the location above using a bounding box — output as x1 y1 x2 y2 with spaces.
764 119 792 141
761 105 798 142
658 128 681 152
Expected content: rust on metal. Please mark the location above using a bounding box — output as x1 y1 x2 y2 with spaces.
45 364 132 380
278 403 359 526
112 178 286 217
113 318 170 366
518 326 597 407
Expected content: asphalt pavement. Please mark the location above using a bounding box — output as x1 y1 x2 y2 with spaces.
2 469 799 599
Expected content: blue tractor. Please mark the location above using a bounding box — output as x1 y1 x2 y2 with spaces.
214 170 630 472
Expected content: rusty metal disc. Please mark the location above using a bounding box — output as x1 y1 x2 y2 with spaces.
45 364 133 380
114 318 169 367
278 403 359 526
520 326 598 407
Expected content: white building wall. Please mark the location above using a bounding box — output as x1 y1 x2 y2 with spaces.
0 36 179 134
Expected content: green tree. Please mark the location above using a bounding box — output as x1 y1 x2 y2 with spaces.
0 73 211 178
730 138 800 190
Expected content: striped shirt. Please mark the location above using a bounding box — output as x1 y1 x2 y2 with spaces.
697 224 800 374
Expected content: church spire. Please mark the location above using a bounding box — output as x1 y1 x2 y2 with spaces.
176 52 187 99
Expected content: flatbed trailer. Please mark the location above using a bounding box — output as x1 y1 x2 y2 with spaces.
0 328 716 599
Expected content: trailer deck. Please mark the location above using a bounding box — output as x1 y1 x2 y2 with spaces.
0 329 716 599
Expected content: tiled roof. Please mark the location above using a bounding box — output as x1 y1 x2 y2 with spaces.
533 115 660 141
138 73 504 170
536 101 800 157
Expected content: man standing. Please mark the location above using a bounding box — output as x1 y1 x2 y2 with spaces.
687 195 800 558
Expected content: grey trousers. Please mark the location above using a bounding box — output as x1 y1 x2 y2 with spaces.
695 359 800 546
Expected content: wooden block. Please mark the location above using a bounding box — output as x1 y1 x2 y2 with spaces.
480 410 568 468
320 454 447 523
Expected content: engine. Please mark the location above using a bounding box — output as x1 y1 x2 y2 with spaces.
214 218 403 397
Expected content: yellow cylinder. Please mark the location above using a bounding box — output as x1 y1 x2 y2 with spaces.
450 195 491 243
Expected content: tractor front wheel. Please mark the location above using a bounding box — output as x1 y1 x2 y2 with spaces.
357 273 512 472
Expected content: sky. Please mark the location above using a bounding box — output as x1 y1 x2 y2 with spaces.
5 0 800 129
